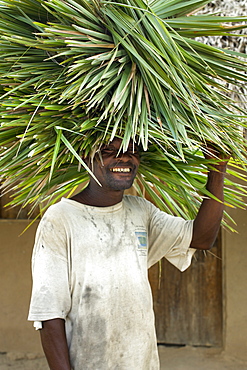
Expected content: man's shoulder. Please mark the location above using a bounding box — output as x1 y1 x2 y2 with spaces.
123 195 172 220
41 198 72 222
45 198 66 212
123 194 153 210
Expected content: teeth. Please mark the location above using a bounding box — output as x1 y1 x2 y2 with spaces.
110 168 131 173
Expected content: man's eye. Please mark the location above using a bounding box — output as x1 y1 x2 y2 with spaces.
100 148 139 156
101 148 115 154
127 149 139 156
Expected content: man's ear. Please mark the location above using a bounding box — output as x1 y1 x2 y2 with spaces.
83 156 89 165
82 153 97 171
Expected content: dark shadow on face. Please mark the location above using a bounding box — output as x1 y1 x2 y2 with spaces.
87 138 140 191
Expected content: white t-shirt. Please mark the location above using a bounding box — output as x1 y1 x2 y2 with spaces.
28 195 195 370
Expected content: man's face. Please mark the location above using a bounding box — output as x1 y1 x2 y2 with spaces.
90 138 140 191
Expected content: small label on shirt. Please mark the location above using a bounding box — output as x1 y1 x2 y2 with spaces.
135 231 147 256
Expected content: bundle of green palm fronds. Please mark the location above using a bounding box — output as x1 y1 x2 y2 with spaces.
0 0 247 227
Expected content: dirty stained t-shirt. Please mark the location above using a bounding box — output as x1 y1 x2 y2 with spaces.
28 195 195 370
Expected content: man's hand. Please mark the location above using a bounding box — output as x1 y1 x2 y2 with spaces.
202 143 231 170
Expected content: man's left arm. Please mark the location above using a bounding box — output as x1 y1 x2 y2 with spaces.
190 152 229 250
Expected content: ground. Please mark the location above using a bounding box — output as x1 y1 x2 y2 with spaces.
1 346 247 369
158 346 247 369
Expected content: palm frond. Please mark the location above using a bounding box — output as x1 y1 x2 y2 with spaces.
0 0 247 228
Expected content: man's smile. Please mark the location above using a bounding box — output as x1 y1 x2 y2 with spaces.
109 167 132 173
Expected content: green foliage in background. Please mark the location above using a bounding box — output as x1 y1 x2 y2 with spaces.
0 0 247 227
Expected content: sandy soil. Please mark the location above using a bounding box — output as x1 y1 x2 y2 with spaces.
158 345 247 370
1 346 247 369
0 352 48 370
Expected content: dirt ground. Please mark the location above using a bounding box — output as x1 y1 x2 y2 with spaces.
158 346 247 369
1 346 247 369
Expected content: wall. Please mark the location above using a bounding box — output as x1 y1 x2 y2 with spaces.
222 207 247 362
0 220 42 354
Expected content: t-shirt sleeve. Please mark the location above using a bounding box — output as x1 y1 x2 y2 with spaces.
28 206 71 322
146 201 196 271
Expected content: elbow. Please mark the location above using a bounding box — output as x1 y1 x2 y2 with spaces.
191 223 219 250
190 240 214 250
190 234 217 250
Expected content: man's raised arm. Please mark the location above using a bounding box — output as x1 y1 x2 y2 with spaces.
190 148 229 250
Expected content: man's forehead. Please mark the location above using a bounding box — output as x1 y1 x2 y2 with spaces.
103 137 122 148
102 138 137 150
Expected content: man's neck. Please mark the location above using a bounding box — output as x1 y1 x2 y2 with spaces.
70 185 124 207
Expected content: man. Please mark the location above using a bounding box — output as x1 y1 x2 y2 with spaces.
28 137 228 370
